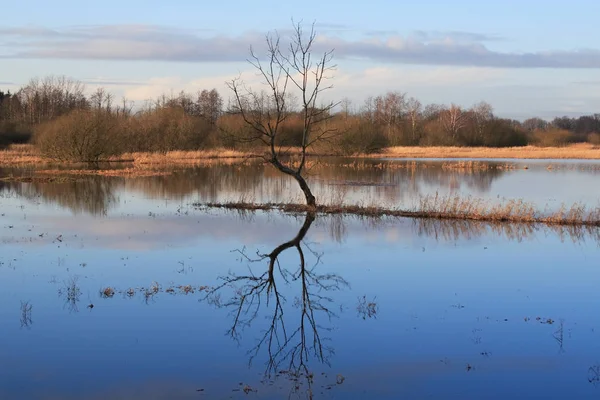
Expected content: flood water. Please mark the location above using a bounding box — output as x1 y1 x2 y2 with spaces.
1 158 600 399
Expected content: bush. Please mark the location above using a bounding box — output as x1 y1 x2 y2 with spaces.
128 108 214 153
419 120 459 146
482 120 528 147
35 109 121 162
336 120 389 155
588 132 600 146
530 129 574 147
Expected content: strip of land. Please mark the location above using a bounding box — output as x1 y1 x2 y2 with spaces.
1 143 600 167
196 195 600 227
372 143 600 159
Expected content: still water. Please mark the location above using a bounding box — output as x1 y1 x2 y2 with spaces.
1 158 600 399
2 157 600 215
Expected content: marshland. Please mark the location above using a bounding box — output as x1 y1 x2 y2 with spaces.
2 15 600 400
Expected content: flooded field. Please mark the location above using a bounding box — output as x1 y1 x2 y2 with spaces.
1 158 600 399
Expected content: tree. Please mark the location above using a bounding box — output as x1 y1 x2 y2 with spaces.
470 101 494 145
89 87 113 111
522 117 548 132
439 104 467 142
197 89 223 125
374 91 406 144
227 21 337 207
405 97 422 144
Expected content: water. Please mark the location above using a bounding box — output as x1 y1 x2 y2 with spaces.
2 157 600 216
1 158 600 399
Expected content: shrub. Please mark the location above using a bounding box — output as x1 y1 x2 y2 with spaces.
420 120 458 146
530 129 574 147
588 132 600 146
336 120 389 155
128 108 214 153
482 120 528 147
35 109 121 162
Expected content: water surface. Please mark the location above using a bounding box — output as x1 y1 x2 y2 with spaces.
1 159 600 399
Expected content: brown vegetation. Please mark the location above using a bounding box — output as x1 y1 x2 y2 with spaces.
375 143 600 159
36 168 171 177
2 142 600 168
2 74 600 166
197 194 600 227
0 144 45 165
1 76 599 176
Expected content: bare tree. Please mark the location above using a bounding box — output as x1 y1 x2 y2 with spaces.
340 97 353 121
197 89 223 125
406 97 422 144
471 101 494 144
522 117 549 132
439 103 467 141
227 21 337 207
90 87 113 112
16 76 87 124
374 91 406 143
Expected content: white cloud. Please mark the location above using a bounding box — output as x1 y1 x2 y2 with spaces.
2 24 600 68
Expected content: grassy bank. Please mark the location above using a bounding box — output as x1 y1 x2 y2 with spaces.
196 194 600 227
2 143 600 167
374 143 600 159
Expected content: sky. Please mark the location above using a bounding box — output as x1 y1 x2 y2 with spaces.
1 0 600 119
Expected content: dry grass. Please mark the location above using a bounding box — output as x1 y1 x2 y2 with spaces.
36 168 171 177
0 175 79 183
115 149 260 164
0 144 45 165
375 143 600 160
3 143 600 166
100 287 115 298
441 160 519 171
197 194 600 227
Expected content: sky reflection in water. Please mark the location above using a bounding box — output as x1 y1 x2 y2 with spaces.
0 160 600 399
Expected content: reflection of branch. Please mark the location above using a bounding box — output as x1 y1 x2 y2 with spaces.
20 301 33 329
58 276 82 313
553 319 565 354
205 212 348 396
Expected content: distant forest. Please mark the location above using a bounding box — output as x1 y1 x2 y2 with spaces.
1 76 599 160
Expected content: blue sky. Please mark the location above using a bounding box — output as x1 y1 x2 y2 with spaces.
1 0 600 119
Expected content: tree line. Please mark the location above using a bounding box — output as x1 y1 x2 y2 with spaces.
1 75 599 159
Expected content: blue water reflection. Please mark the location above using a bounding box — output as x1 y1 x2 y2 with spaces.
0 189 599 399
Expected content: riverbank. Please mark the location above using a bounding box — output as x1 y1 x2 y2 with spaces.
372 143 600 159
1 143 600 167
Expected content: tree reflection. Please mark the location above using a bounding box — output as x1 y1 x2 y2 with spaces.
205 212 348 397
3 176 117 215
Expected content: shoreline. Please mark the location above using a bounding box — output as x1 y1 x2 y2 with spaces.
1 143 600 167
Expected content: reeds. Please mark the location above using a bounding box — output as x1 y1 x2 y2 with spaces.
196 194 600 227
36 168 171 177
3 143 600 167
0 144 45 165
375 143 600 160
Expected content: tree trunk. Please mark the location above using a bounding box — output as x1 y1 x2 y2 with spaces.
270 159 316 207
294 173 316 207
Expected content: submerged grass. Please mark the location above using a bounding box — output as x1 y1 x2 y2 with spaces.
196 194 600 227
